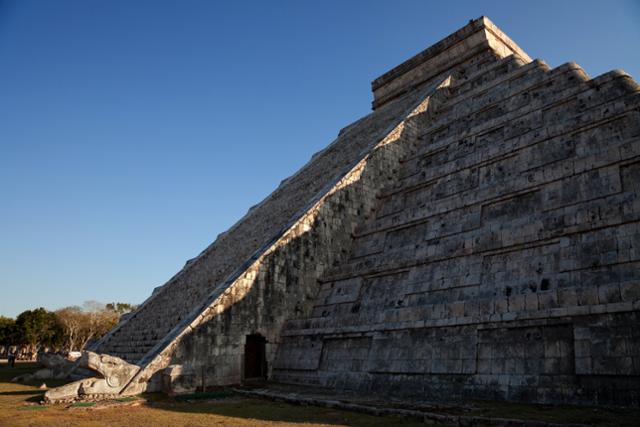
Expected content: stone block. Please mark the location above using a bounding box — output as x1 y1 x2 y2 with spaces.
508 295 526 312
598 283 622 304
525 293 539 311
620 281 640 302
538 291 559 309
576 286 599 306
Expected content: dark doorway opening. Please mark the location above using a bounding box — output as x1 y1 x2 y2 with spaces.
244 334 267 380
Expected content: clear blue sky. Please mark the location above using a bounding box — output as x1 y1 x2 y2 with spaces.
1 0 639 317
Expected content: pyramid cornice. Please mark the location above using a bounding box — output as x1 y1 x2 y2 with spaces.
371 16 531 109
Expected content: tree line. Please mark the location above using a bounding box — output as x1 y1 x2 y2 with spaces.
0 301 136 359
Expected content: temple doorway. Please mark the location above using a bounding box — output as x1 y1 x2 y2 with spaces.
243 334 266 380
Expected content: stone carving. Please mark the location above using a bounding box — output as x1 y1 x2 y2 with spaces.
44 352 139 403
77 16 639 407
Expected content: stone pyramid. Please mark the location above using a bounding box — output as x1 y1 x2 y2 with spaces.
76 16 640 406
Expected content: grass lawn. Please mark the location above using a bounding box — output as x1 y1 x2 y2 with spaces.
0 362 428 427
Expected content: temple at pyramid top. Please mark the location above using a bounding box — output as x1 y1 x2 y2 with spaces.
371 16 532 109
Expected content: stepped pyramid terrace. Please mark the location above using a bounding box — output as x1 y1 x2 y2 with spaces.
46 16 640 407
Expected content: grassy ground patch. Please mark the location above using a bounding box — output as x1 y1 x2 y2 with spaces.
70 401 97 408
16 405 48 411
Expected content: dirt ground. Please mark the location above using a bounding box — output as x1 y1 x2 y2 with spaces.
0 362 428 427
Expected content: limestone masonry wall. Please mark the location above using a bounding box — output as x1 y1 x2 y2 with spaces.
94 16 640 407
273 51 640 406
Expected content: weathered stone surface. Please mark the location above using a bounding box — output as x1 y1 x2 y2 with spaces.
273 35 640 405
87 16 640 407
161 364 197 395
44 352 139 403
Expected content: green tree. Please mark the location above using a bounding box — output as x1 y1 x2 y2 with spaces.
0 316 16 346
14 308 63 356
